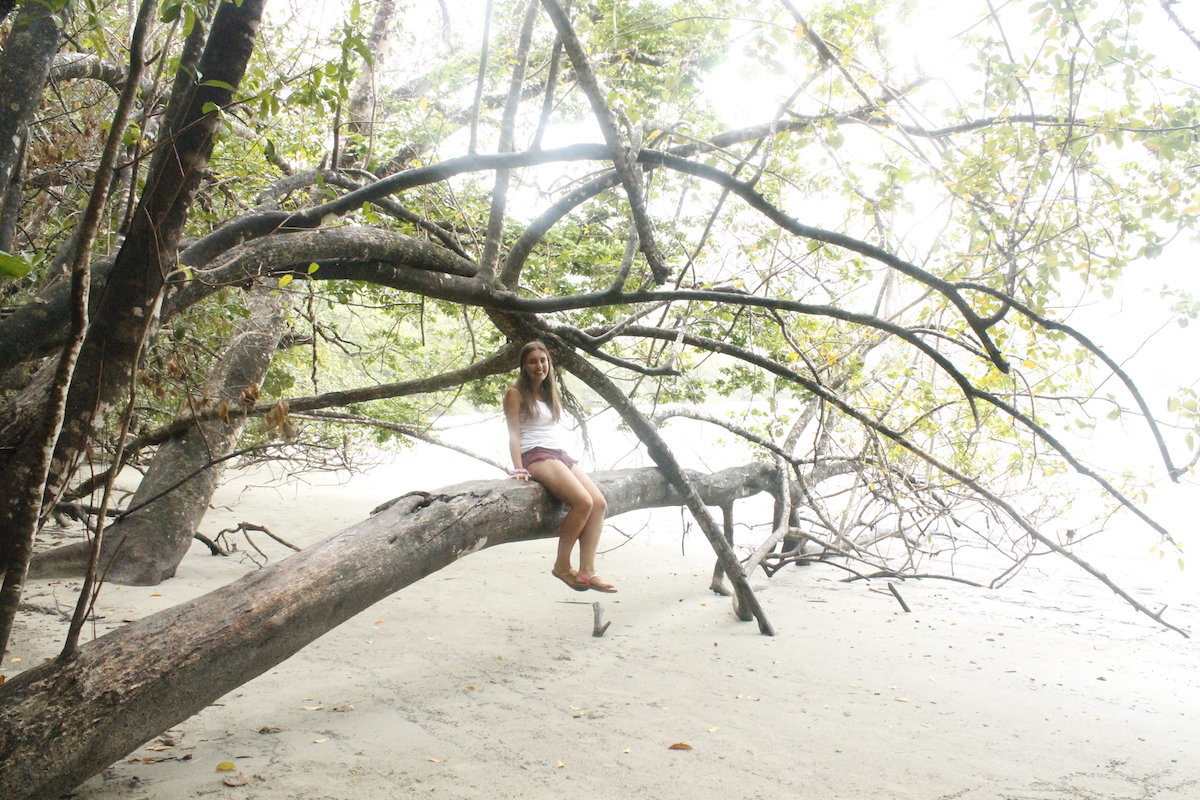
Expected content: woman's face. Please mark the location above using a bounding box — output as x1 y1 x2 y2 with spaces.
523 348 551 383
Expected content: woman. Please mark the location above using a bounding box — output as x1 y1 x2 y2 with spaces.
504 341 615 593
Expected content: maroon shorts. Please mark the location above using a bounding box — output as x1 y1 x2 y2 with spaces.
522 447 579 470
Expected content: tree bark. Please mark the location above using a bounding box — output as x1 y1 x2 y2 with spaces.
0 130 25 253
0 463 773 800
0 0 67 205
0 0 266 646
345 0 397 145
0 258 117 374
48 52 157 94
27 289 287 584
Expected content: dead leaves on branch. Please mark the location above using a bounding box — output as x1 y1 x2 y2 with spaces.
239 381 260 407
262 399 292 437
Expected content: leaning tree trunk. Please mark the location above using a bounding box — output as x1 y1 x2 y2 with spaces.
27 289 288 584
0 463 773 800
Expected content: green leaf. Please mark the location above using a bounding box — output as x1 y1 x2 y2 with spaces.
262 365 296 396
307 263 320 274
0 251 33 279
278 274 293 288
200 79 237 92
122 122 142 147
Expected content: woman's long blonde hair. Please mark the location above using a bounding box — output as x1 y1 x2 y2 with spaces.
514 340 562 423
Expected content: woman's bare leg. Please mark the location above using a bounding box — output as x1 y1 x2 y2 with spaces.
569 465 608 577
526 458 593 574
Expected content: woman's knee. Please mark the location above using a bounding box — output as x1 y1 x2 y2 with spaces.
569 490 594 514
591 490 607 515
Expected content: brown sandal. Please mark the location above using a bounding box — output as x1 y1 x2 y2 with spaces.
576 572 617 593
551 567 588 592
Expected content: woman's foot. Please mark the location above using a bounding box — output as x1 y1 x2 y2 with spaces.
576 572 617 593
551 567 588 592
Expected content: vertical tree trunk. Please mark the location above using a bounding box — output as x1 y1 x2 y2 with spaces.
0 131 25 252
345 0 396 144
28 289 288 584
0 0 68 205
0 0 266 654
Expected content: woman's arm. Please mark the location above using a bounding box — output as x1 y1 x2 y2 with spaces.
502 387 528 477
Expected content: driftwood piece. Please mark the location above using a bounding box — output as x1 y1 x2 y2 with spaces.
0 463 772 800
592 601 610 637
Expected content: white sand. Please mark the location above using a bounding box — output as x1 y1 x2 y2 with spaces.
6 439 1200 799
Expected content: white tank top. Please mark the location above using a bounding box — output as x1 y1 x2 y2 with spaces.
519 400 567 452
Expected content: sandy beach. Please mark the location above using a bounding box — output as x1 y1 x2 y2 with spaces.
5 426 1199 800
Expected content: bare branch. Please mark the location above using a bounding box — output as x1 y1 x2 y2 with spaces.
959 282 1184 482
1159 0 1200 54
539 0 668 283
553 339 775 634
481 0 541 283
606 324 1186 634
293 410 508 472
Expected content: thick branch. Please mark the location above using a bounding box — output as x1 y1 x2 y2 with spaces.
0 464 774 800
0 0 65 206
49 52 157 95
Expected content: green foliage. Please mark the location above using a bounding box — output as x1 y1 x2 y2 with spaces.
5 0 1195 580
0 252 34 279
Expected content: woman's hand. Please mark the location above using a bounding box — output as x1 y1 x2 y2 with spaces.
508 468 531 481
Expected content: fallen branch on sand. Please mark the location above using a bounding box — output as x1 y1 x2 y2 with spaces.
0 464 772 800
